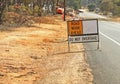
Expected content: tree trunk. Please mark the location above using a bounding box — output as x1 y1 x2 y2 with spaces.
0 14 2 24
0 0 6 24
37 0 42 16
52 0 56 15
56 0 59 6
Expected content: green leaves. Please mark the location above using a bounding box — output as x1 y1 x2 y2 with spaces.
88 4 96 11
100 0 120 16
113 0 120 6
67 0 81 10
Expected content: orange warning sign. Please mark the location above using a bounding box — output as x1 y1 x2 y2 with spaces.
67 20 83 36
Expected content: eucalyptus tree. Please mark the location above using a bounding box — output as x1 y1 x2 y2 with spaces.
36 0 57 16
67 0 82 10
0 0 7 24
113 0 120 6
100 0 114 12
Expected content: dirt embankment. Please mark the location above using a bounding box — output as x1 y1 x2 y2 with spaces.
0 16 93 84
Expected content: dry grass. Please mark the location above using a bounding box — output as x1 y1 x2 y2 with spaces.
0 15 93 84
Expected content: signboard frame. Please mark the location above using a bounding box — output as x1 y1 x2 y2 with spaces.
67 19 99 51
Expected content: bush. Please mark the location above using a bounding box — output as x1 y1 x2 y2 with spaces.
88 4 96 11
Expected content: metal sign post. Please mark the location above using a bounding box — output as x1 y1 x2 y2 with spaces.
64 0 66 21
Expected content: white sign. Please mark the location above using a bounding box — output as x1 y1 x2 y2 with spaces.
69 35 99 43
83 20 98 34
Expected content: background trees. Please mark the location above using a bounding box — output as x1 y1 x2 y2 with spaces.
0 0 7 23
66 0 81 10
79 0 120 16
0 0 61 24
99 0 120 16
1 0 120 24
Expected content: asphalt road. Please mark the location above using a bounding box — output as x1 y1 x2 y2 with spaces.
78 12 120 84
84 20 120 84
78 12 107 19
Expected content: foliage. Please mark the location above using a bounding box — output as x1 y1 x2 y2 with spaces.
0 0 7 24
100 0 120 16
113 0 120 6
0 0 61 24
1 0 120 22
100 0 114 12
67 0 81 10
88 4 96 11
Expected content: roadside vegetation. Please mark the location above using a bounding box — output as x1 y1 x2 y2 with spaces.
0 1 93 84
86 0 120 16
1 0 120 26
0 0 60 25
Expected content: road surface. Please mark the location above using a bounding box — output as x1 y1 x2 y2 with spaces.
79 12 120 84
78 11 107 19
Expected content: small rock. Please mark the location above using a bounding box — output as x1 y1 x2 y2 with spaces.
5 49 9 52
0 73 4 77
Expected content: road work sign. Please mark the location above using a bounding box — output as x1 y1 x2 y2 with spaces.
67 19 99 43
67 20 83 36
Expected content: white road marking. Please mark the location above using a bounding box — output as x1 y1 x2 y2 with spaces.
100 32 120 46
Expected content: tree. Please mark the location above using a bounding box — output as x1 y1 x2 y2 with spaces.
67 0 82 10
0 0 7 24
113 0 120 6
100 0 114 13
99 0 120 15
88 3 96 11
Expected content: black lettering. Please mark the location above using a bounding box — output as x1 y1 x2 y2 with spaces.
71 31 81 35
71 27 80 30
75 38 80 41
69 38 73 41
82 36 98 41
71 22 80 25
71 31 77 35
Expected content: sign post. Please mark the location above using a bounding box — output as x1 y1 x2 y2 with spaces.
67 19 99 52
64 0 66 21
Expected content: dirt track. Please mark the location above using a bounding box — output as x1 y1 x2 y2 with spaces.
0 16 93 84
